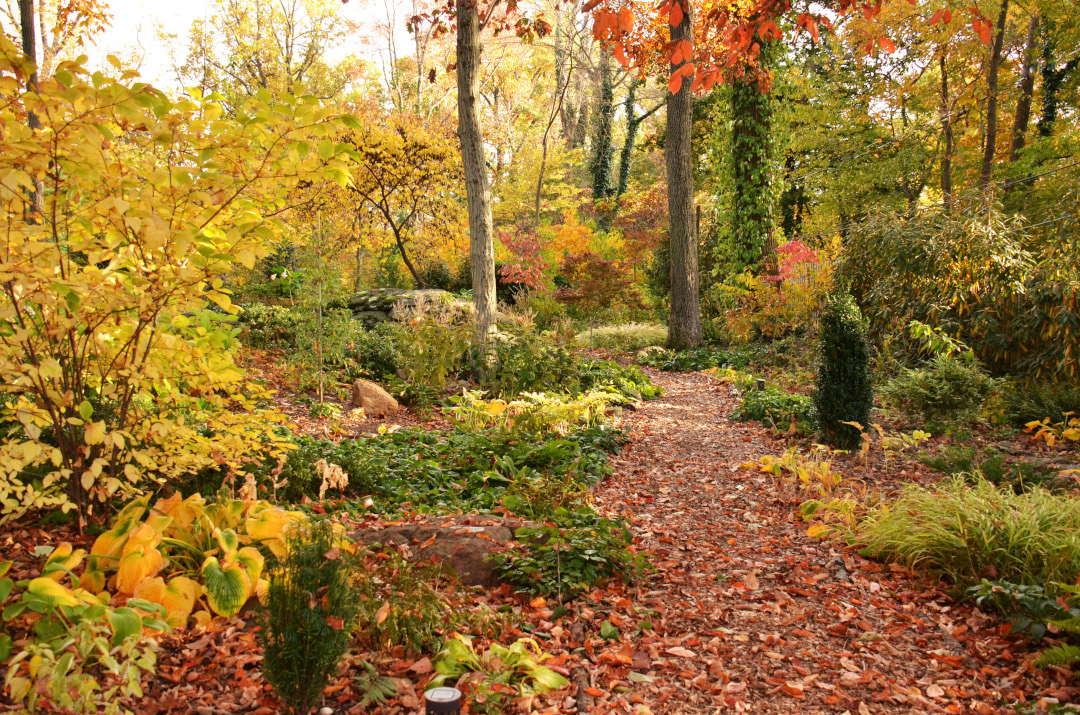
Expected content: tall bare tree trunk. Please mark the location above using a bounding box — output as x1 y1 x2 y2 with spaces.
456 0 497 348
665 0 702 349
1008 14 1039 163
979 0 1010 190
939 51 954 209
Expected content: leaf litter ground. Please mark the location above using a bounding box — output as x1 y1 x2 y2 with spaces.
7 369 1077 714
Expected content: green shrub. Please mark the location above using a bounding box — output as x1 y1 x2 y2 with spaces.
635 347 751 372
577 359 662 401
920 446 1062 494
573 323 667 352
396 313 472 391
309 401 342 419
1004 381 1080 426
732 387 816 432
881 354 993 425
858 476 1080 589
260 520 364 715
492 509 648 599
481 332 579 398
814 294 873 449
357 551 479 655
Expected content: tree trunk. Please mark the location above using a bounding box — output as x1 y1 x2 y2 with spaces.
589 47 616 199
940 51 954 209
979 0 1010 190
730 52 775 272
617 79 662 198
456 0 497 347
665 0 702 350
1008 14 1039 164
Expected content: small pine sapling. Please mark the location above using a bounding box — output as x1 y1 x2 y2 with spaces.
814 294 873 450
260 520 363 714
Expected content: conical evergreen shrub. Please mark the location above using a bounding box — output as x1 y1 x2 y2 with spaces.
814 293 873 449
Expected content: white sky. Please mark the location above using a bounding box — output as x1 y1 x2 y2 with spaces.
83 0 409 91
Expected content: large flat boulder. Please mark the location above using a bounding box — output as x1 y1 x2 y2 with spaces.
352 517 531 587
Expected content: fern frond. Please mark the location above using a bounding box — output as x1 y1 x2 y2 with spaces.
1035 643 1080 669
1049 617 1080 634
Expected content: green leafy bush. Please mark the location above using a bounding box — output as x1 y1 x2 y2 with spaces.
260 520 363 715
1004 382 1080 426
636 347 751 372
732 387 816 432
578 359 662 401
309 401 343 419
357 550 484 655
858 476 1080 589
481 333 579 398
492 509 648 599
814 294 873 449
920 446 1062 494
203 423 624 513
881 354 994 425
573 323 668 352
841 202 1080 381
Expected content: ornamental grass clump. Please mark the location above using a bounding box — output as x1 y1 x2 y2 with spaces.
814 294 873 449
260 520 363 715
858 476 1080 589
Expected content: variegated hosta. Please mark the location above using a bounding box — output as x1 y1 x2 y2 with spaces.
45 492 307 627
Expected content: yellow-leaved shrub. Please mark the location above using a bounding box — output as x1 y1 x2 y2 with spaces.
0 39 356 522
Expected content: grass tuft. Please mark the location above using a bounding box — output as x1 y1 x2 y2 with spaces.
858 476 1080 589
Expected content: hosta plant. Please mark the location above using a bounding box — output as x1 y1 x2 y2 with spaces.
43 491 306 627
431 634 568 714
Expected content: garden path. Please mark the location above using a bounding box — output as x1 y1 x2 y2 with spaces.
587 369 1072 714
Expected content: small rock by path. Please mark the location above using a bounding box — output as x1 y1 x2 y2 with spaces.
588 370 1076 714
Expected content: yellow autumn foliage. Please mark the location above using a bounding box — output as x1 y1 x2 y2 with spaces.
0 37 355 523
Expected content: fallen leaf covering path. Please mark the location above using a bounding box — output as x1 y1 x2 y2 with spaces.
589 369 1077 714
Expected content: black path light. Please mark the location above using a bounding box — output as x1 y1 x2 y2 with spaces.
424 686 463 714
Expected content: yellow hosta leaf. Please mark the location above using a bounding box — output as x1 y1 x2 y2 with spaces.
133 576 201 629
245 506 296 557
191 610 213 629
235 547 265 597
154 491 205 537
115 545 164 595
26 577 81 607
201 556 251 617
42 542 86 583
805 524 830 539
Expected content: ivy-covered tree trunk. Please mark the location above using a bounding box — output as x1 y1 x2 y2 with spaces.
590 47 616 199
456 0 497 346
665 0 702 349
1037 20 1079 139
730 56 775 272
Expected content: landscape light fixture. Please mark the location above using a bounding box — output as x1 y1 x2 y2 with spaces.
424 687 463 714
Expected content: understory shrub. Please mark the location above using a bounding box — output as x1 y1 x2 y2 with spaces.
858 476 1080 589
578 359 662 401
732 387 816 433
841 202 1080 380
636 347 752 372
1004 382 1080 426
205 424 625 514
491 509 648 599
260 520 363 715
881 354 995 425
573 323 667 352
814 294 873 449
481 332 579 398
